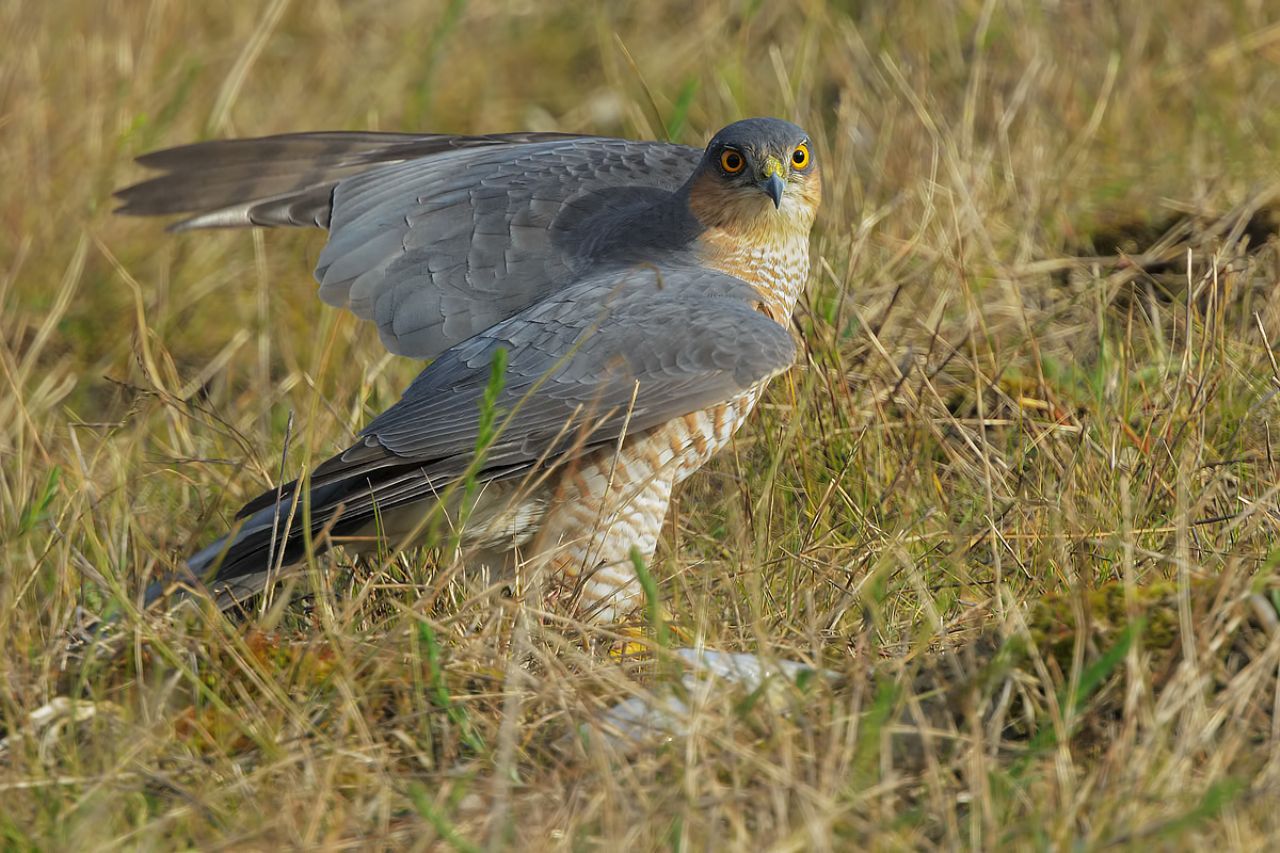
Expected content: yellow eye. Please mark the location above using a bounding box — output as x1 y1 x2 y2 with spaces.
719 149 745 174
791 143 810 169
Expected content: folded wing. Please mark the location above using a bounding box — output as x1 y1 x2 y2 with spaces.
180 263 792 603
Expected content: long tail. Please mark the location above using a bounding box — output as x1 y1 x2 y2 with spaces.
113 130 580 231
142 480 353 611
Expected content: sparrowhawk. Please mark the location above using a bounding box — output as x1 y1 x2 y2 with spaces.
115 117 821 622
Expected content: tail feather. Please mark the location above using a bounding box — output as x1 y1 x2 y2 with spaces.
143 483 349 611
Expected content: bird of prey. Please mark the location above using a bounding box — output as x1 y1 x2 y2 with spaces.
115 117 821 622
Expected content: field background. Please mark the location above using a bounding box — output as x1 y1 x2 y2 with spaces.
4 0 1280 848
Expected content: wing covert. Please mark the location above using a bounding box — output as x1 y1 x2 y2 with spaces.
316 138 702 358
325 262 793 485
117 131 704 360
235 263 794 521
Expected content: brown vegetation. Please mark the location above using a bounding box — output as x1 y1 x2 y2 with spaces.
3 1 1280 847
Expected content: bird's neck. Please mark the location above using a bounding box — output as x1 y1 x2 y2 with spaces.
679 172 817 323
696 222 813 324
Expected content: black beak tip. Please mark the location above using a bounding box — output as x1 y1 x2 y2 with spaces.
761 174 785 209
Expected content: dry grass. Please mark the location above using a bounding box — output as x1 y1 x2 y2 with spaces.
5 0 1280 848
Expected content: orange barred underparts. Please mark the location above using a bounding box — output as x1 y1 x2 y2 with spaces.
538 197 816 620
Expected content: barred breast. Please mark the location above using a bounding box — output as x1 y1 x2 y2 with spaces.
536 389 761 618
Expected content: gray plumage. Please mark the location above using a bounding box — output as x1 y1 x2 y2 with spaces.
118 132 703 358
170 265 792 607
116 119 807 611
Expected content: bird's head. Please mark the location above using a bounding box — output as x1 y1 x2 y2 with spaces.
686 117 821 236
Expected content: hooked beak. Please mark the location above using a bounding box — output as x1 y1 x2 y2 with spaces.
757 156 787 209
760 174 785 208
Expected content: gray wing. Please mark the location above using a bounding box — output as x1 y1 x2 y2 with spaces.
115 132 703 359
113 131 587 227
318 137 701 359
235 263 793 524
162 263 793 609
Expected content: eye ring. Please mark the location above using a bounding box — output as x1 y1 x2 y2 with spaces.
719 149 745 174
791 143 810 170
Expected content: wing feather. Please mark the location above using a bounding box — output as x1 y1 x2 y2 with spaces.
314 139 701 357
234 264 792 524
184 263 794 605
116 131 703 358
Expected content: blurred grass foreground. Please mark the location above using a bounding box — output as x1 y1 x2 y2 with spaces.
4 1 1280 848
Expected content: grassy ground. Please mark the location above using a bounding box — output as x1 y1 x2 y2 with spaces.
4 0 1280 848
